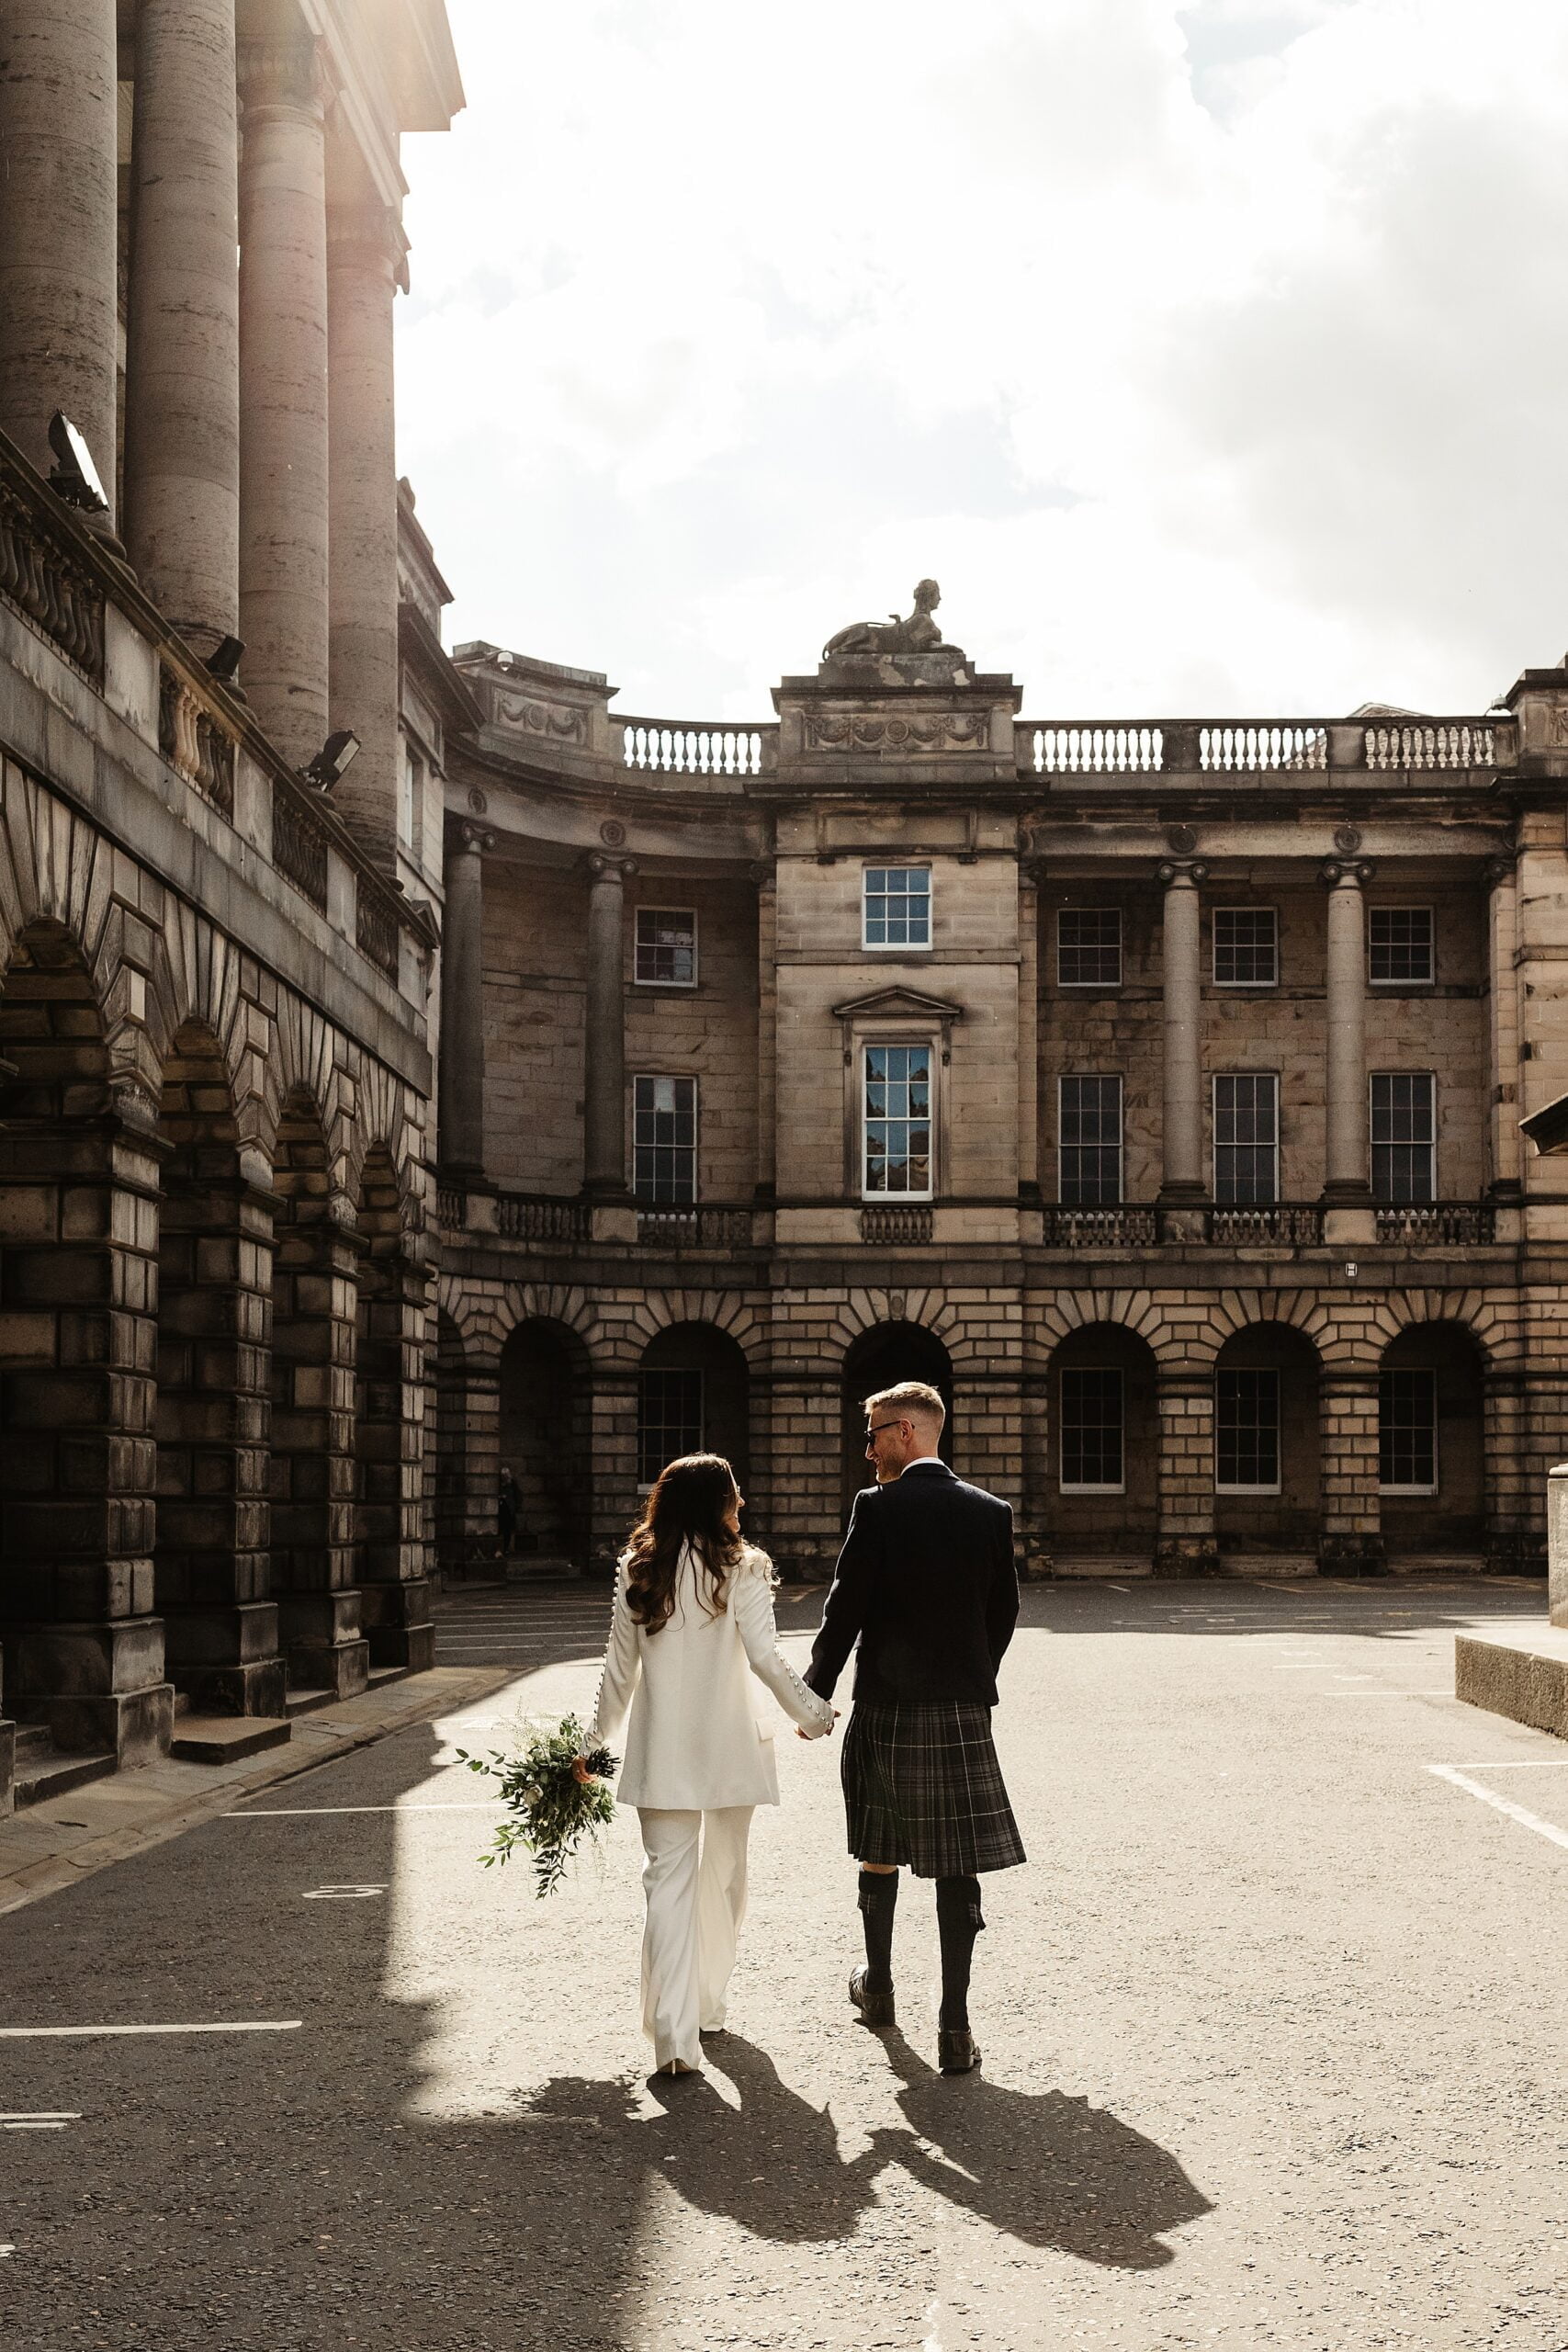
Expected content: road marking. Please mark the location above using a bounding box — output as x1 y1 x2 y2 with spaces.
0 2114 79 2130
301 1883 385 1900
1427 1765 1568 1852
226 1801 504 1818
1447 1758 1568 1770
0 2022 302 2039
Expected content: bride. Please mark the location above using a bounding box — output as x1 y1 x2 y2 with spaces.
576 1453 835 2075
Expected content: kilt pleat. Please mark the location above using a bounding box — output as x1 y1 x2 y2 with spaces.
841 1700 1025 1878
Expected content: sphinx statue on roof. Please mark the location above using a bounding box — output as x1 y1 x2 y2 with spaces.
819 578 973 686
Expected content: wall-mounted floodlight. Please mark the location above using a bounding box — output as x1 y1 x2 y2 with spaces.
301 729 360 791
205 635 244 684
1520 1092 1568 1157
47 413 108 514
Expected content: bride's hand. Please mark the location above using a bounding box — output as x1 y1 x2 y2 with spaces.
571 1756 595 1783
796 1710 840 1741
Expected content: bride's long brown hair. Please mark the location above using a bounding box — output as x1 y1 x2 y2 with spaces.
623 1453 743 1634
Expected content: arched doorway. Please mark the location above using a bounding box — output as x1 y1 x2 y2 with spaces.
840 1322 953 1517
1213 1323 1322 1566
499 1317 592 1567
0 922 166 1758
637 1323 750 1499
1379 1323 1485 1561
152 1021 280 1714
1046 1324 1158 1567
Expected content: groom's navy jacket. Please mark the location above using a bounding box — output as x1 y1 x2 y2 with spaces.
804 1461 1020 1709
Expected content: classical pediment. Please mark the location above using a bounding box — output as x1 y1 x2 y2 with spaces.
830 985 966 1024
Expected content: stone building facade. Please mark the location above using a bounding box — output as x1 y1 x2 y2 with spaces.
434 611 1568 1591
0 0 463 1805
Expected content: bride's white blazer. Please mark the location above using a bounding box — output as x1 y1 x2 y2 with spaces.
587 1542 834 1810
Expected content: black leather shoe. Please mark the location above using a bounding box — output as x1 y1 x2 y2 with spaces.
849 1966 896 2029
938 2027 980 2075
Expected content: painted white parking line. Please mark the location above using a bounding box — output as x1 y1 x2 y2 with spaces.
1449 1758 1568 1770
300 1884 385 1901
1428 1765 1568 1853
0 2114 79 2130
226 1802 503 1817
0 2022 302 2039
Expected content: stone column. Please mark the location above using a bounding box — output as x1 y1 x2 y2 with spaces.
589 1373 641 1575
585 854 636 1198
237 4 330 769
0 1 120 522
1484 854 1522 1211
326 195 404 869
1321 858 1374 1204
1316 1370 1384 1576
438 822 491 1177
753 861 777 1204
1017 859 1041 1209
1156 862 1208 1206
123 0 241 650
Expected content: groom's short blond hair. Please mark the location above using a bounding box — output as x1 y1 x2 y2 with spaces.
863 1380 946 1432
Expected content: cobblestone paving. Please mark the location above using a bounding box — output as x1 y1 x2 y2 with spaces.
0 1577 1562 2351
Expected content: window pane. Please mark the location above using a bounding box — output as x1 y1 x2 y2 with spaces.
632 1074 697 1203
637 1368 704 1486
1379 1368 1437 1490
1059 1075 1123 1205
1369 908 1433 984
1214 1074 1279 1204
863 1044 933 1196
635 909 697 986
1058 909 1122 988
1370 1073 1436 1203
1060 1368 1123 1489
1216 1369 1280 1488
1213 908 1279 986
863 865 931 949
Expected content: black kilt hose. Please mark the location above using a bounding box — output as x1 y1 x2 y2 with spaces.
842 1699 1025 1878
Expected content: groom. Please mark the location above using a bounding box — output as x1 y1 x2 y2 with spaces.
803 1381 1022 2075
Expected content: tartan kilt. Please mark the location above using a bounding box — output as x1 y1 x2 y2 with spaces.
841 1700 1025 1878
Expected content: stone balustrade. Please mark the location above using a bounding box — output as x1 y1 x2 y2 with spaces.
615 717 777 778
1017 716 1509 779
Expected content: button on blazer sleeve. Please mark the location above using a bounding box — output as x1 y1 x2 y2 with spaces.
987 1503 1021 1672
583 1561 641 1750
730 1557 836 1736
805 1487 881 1702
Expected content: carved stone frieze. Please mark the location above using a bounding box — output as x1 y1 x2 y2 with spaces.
494 691 589 748
804 709 994 755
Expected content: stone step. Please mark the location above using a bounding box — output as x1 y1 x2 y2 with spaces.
504 1555 582 1582
283 1686 337 1720
15 1745 118 1809
169 1715 292 1766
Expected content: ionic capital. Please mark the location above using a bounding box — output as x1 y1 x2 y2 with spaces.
1320 858 1375 888
586 850 637 881
457 821 494 856
1482 851 1517 889
1156 859 1209 888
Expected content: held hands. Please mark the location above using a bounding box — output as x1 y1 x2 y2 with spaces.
797 1710 841 1741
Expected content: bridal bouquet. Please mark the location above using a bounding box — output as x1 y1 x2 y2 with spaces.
457 1714 619 1898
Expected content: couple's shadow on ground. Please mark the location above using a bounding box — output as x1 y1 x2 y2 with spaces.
525 2030 1208 2270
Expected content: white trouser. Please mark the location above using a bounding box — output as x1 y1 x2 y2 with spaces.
637 1805 754 2070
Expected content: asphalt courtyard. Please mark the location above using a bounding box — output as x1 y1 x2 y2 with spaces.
1 1576 1563 2352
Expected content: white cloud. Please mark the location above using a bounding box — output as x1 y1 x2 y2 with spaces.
397 0 1568 720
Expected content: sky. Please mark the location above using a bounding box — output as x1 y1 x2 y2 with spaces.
396 0 1568 723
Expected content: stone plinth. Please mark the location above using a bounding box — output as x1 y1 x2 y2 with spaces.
1455 1626 1568 1740
773 670 1022 790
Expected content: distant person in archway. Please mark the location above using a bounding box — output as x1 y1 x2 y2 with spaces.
497 1467 523 1558
804 1381 1023 2077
